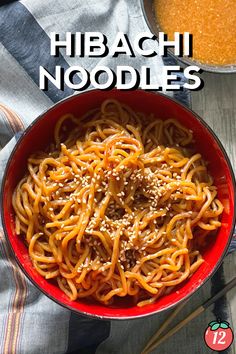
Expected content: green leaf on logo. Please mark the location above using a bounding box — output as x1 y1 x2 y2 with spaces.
209 321 218 327
221 321 230 326
220 323 229 329
211 323 220 330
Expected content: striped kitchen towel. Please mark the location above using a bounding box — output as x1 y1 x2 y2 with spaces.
0 1 235 354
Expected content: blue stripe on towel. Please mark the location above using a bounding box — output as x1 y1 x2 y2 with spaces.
228 231 236 254
65 313 110 354
0 0 19 4
162 56 191 107
0 2 81 103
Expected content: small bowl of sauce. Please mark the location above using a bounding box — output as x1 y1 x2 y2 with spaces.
141 0 236 73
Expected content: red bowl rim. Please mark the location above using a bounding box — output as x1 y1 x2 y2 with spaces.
1 89 236 320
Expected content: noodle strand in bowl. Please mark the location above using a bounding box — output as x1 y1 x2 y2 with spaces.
12 100 223 307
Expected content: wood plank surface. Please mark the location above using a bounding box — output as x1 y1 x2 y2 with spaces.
192 72 236 169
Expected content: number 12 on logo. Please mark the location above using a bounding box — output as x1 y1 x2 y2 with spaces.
204 320 234 351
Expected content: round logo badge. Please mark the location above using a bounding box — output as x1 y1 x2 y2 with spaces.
204 319 234 351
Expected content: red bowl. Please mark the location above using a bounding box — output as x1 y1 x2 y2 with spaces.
1 89 235 319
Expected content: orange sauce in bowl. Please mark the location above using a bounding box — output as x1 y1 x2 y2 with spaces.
154 0 236 66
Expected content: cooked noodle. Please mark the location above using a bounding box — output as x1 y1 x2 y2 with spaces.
12 99 223 306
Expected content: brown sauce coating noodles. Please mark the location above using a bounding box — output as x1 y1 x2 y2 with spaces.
12 100 223 307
